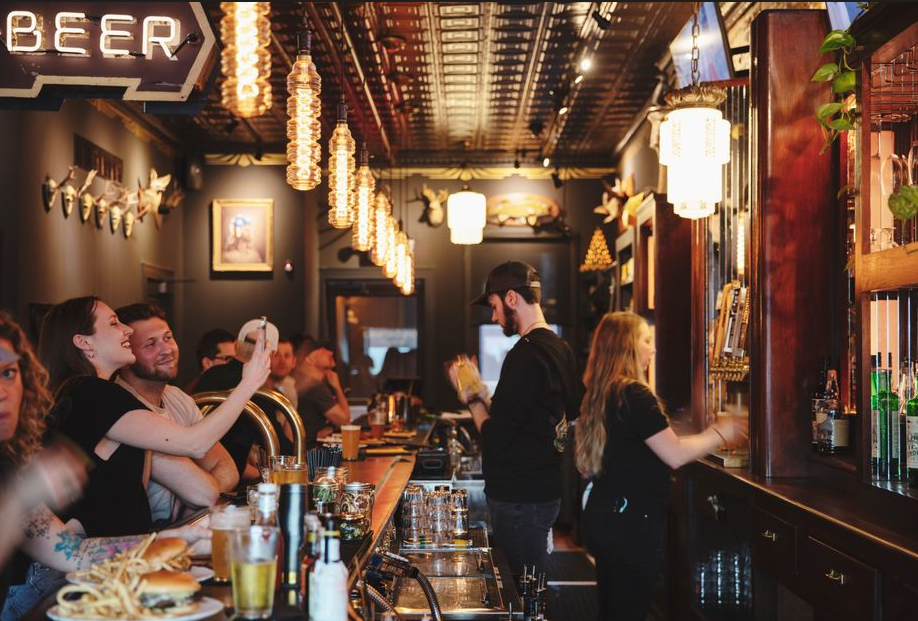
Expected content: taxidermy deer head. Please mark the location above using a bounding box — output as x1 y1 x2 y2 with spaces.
413 183 448 228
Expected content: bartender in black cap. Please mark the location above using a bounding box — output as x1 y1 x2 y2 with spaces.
448 261 583 577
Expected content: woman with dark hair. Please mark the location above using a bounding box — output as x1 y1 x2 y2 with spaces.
575 312 747 621
0 311 207 619
38 296 271 537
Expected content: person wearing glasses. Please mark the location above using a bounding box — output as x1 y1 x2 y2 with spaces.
183 329 236 395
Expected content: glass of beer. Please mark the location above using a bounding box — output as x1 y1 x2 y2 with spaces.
211 505 251 582
278 463 310 485
369 405 387 438
341 424 361 461
231 525 279 619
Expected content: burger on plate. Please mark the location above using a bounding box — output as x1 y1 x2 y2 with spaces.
138 570 201 613
142 537 192 572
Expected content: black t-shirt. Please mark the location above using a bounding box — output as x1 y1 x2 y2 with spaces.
481 328 583 503
297 382 338 449
193 360 295 474
591 382 671 512
49 376 153 537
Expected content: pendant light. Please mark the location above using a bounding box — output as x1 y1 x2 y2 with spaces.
285 27 322 191
394 228 408 289
658 2 730 219
352 144 375 251
400 244 415 296
384 215 398 278
220 2 272 118
370 190 391 266
328 98 356 228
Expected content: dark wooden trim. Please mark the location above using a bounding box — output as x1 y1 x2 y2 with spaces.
690 220 708 433
749 10 836 478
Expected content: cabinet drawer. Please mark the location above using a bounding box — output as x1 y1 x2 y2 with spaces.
799 536 878 621
750 507 796 579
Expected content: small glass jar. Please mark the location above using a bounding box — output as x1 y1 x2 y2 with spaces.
339 512 369 542
311 480 339 515
341 481 375 524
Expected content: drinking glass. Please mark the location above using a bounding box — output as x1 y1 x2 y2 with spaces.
369 405 387 438
231 525 279 619
277 463 310 485
211 505 251 582
341 425 361 461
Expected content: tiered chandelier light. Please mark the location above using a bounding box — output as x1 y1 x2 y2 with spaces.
328 98 357 228
220 2 272 118
447 183 487 244
658 3 730 219
285 28 322 191
370 191 391 267
352 144 375 251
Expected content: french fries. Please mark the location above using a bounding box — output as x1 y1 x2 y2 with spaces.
55 534 192 619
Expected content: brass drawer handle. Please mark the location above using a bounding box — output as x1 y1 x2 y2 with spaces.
825 569 847 586
760 530 778 542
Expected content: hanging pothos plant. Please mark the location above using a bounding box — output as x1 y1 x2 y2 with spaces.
812 29 858 155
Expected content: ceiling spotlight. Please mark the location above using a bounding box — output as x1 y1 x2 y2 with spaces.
514 156 521 169
542 156 550 168
551 169 563 189
574 74 584 85
579 56 593 72
254 143 264 161
558 105 569 116
591 10 612 30
528 119 545 138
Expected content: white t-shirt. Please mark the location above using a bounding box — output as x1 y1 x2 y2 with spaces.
115 379 203 523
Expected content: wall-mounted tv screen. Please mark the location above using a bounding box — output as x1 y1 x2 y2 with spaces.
825 2 865 31
670 2 734 88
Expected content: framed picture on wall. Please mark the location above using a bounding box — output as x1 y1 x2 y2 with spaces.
211 198 274 272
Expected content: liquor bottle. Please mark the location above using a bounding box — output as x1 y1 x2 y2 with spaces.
817 369 841 455
876 353 892 478
309 517 348 621
299 514 322 612
884 353 901 479
812 360 827 452
906 365 918 487
871 353 880 475
255 483 282 589
898 359 914 480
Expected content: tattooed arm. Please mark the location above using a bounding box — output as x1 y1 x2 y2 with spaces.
18 505 143 572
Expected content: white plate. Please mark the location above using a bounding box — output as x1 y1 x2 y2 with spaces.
47 595 224 621
66 567 215 586
189 566 214 583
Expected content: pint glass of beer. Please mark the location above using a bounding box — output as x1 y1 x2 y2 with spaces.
341 425 361 461
211 505 251 582
231 525 279 619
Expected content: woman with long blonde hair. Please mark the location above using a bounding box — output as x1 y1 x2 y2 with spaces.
575 312 746 621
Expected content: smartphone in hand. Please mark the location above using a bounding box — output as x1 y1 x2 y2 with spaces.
259 316 267 352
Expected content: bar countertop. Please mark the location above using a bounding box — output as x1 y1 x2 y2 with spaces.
27 454 418 621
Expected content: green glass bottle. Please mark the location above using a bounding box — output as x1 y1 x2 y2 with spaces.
906 366 918 487
880 353 899 480
871 353 880 475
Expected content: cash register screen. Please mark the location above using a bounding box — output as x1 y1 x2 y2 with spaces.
478 323 561 395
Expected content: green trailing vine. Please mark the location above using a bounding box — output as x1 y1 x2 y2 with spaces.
812 29 858 155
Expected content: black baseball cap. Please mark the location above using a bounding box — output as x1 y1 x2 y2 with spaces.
469 261 541 306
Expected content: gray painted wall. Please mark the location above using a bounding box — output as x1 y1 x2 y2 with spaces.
179 163 307 383
0 99 180 337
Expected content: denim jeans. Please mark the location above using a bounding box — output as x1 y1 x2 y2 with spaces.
487 497 561 577
2 563 67 621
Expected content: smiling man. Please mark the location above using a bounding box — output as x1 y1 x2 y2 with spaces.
114 303 239 526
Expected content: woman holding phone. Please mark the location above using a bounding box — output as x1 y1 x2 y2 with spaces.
38 296 271 537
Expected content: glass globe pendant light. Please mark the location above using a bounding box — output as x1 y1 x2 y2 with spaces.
447 183 486 244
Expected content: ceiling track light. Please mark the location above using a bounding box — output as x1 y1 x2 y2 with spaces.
542 156 551 168
591 9 612 30
579 56 593 72
551 168 563 189
220 2 272 118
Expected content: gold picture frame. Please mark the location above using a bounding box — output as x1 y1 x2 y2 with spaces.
211 198 274 272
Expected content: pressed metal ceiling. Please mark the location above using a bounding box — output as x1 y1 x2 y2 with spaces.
133 2 694 167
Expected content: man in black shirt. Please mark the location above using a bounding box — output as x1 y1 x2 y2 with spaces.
450 261 583 577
